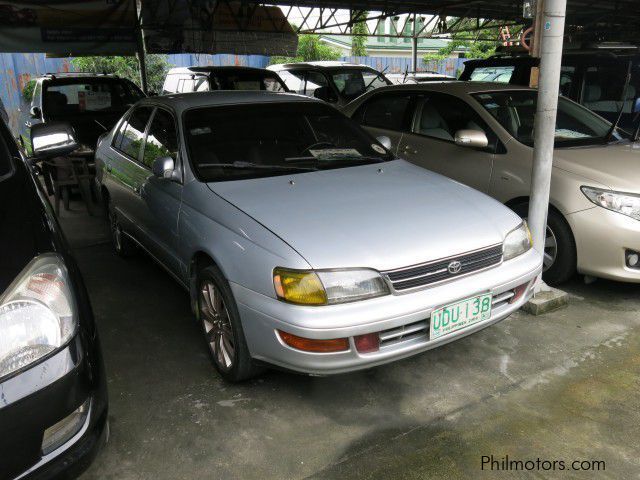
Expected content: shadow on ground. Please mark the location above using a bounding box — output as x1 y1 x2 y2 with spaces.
51 201 640 480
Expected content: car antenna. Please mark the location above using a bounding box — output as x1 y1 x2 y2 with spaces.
604 60 633 143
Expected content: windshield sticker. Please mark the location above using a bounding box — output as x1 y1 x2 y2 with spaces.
371 144 387 154
78 91 111 111
309 148 362 160
190 127 212 136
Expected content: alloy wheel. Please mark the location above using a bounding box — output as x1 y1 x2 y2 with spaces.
543 226 558 272
199 281 235 371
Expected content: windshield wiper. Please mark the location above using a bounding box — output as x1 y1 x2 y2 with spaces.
285 155 388 164
604 60 633 144
198 161 317 172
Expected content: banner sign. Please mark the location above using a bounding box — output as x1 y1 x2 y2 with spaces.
0 1 137 55
140 1 298 56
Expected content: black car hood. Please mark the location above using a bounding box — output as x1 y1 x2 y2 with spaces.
0 160 55 294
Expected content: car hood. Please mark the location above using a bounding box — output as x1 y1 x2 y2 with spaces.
207 160 520 271
554 142 640 193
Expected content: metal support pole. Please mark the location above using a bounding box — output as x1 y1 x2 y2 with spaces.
411 13 418 72
134 0 148 94
528 0 566 273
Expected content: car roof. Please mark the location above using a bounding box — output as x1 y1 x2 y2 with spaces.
167 66 276 75
140 91 321 113
269 61 374 70
360 81 534 97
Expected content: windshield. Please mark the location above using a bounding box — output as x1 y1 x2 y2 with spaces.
331 69 389 101
473 90 629 147
43 79 144 118
185 102 393 182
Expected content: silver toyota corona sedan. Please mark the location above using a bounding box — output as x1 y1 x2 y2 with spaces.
95 91 542 382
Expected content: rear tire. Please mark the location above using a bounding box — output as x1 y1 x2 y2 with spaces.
108 198 137 257
196 264 263 382
512 203 576 285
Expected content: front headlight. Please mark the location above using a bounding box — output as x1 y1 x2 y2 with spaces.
273 267 389 306
503 222 532 261
0 254 77 379
581 186 640 221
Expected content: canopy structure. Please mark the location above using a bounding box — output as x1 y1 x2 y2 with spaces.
2 0 639 58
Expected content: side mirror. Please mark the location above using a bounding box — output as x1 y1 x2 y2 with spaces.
376 135 392 151
454 129 489 149
152 156 175 179
30 106 41 119
30 122 78 158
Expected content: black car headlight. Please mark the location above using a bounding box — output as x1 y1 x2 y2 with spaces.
0 254 77 379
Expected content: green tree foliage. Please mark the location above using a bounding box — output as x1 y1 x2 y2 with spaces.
271 34 342 64
424 19 503 62
351 12 368 57
22 79 36 102
71 55 170 93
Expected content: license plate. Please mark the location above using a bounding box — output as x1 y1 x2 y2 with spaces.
430 293 492 340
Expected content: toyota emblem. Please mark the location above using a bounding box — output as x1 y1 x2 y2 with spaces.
448 260 462 274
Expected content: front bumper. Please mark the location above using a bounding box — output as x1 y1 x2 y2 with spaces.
233 248 541 375
0 335 108 480
567 206 640 283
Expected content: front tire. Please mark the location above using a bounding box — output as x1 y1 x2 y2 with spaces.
512 204 576 285
197 264 263 382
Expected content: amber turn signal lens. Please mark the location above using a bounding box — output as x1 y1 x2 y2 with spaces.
278 330 349 353
273 268 327 305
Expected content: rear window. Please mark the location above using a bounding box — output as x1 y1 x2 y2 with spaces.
211 71 287 92
469 66 515 83
43 79 144 117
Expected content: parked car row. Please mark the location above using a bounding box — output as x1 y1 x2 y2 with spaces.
3 52 639 477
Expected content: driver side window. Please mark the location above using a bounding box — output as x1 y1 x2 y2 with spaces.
411 93 497 147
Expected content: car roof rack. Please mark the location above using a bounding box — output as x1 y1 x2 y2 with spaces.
43 72 118 80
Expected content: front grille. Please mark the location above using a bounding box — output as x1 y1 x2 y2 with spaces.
379 320 428 348
384 245 503 291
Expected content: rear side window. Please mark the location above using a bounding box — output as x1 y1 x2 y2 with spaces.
469 66 515 83
355 94 412 131
142 109 179 168
114 106 153 160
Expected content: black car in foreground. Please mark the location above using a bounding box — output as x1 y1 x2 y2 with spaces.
0 119 108 479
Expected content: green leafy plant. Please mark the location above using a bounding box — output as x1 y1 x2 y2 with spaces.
423 19 505 63
271 34 342 64
351 12 369 57
71 54 170 93
22 79 36 102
